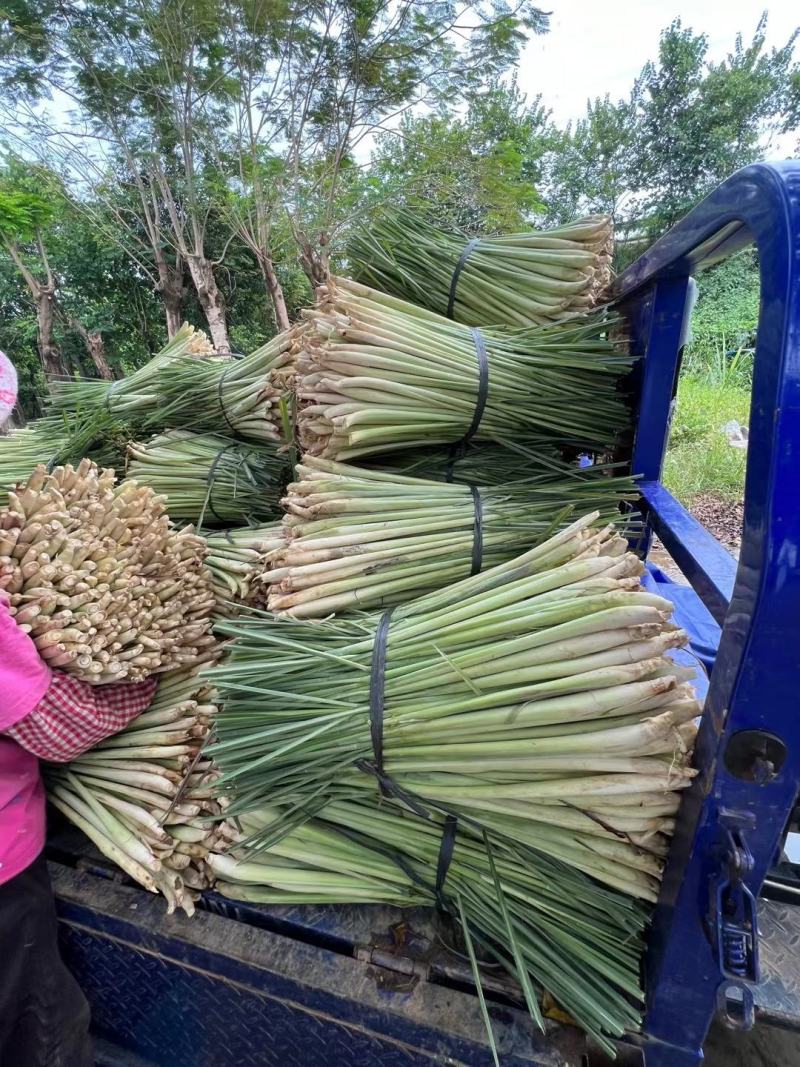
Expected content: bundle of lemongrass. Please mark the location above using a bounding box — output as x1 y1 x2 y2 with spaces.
126 431 288 527
149 331 295 444
291 277 632 461
47 323 215 424
211 512 698 900
208 796 648 1054
0 419 70 506
0 459 216 682
46 661 231 915
349 209 613 327
264 455 639 617
204 525 284 607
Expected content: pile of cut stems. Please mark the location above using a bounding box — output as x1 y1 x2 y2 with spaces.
292 277 632 461
211 513 698 900
0 459 216 682
126 430 288 527
149 331 295 444
265 455 640 616
46 661 229 914
204 524 283 607
349 209 613 327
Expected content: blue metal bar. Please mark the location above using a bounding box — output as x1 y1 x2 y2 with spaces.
640 482 738 625
612 161 800 1065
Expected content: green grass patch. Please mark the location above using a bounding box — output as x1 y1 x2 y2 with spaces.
662 376 750 504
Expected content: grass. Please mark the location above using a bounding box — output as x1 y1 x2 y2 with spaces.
663 376 750 504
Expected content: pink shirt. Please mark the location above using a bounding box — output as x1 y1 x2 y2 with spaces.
0 603 53 885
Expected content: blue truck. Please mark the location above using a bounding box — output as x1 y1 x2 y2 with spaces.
46 160 800 1067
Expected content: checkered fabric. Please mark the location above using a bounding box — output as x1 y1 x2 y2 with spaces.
6 673 157 763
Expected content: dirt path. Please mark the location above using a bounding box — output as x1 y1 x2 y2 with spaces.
647 494 743 584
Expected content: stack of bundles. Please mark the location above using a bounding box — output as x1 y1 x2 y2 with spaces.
348 209 613 327
291 278 632 462
149 331 295 444
47 324 215 427
0 459 216 682
264 456 639 617
209 515 698 1050
126 431 288 527
46 662 231 915
204 525 284 607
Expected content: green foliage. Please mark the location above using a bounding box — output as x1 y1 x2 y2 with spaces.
370 80 553 233
683 251 760 382
664 377 750 503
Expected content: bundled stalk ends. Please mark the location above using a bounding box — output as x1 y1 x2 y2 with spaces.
291 277 632 461
46 661 227 915
127 431 289 527
204 524 284 607
264 455 639 616
149 331 295 444
349 209 613 327
0 459 215 682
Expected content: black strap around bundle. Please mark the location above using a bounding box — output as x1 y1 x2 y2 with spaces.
356 608 459 906
468 485 483 577
202 444 234 525
443 326 489 483
446 238 481 319
216 363 239 437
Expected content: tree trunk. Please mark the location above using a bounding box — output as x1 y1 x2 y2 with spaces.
68 317 114 380
295 227 330 291
155 256 185 338
259 255 291 332
186 254 230 353
36 286 69 378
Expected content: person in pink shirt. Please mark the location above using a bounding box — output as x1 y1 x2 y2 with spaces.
1 352 156 1066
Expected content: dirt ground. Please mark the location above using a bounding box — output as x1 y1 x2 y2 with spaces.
647 493 743 584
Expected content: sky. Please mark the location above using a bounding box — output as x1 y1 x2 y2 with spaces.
519 0 799 149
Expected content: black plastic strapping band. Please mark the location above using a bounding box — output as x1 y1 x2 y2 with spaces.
46 456 59 474
446 238 480 319
469 485 483 576
368 607 394 788
435 814 458 910
203 444 234 525
216 363 239 437
442 327 489 481
104 377 124 413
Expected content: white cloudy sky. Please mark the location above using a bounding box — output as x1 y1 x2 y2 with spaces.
519 0 798 149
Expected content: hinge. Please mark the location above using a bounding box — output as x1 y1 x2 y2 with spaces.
708 811 760 1031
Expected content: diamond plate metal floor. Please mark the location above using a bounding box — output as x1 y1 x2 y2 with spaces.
755 899 800 1028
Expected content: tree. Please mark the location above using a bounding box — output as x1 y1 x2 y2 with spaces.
371 78 553 233
0 165 69 377
630 15 800 234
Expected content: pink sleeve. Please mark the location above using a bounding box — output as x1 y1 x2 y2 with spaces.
0 601 53 731
6 674 158 762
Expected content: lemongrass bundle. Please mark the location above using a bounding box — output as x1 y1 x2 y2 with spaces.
211 512 698 901
46 661 225 914
0 419 70 505
292 277 632 461
204 524 284 606
349 209 613 327
0 459 216 682
126 431 288 526
210 796 648 1054
264 455 639 617
149 332 295 444
47 323 215 423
